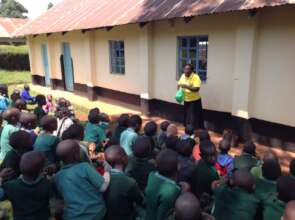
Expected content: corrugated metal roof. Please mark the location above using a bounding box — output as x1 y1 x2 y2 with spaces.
15 0 295 36
0 17 28 38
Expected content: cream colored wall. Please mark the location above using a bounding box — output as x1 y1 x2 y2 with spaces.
250 7 295 127
28 35 47 76
93 25 142 95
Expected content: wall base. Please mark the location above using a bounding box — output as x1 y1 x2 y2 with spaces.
31 75 295 151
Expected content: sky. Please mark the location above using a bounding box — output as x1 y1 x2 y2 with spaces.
16 0 62 19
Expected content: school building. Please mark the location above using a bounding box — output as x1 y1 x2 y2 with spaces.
15 0 295 150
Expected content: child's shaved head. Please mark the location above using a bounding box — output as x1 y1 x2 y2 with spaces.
20 151 45 180
262 159 281 181
282 201 295 220
9 131 33 151
233 169 255 193
277 176 295 203
156 149 178 178
105 145 128 168
196 129 210 142
175 192 201 220
200 140 217 165
20 112 37 129
219 139 231 154
56 140 80 164
2 108 20 125
167 124 178 137
40 115 57 132
132 136 152 158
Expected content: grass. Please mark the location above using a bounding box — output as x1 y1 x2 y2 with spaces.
0 45 28 55
0 70 31 85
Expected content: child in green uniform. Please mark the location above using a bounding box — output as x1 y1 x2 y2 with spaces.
33 115 59 166
233 141 259 171
104 145 143 220
0 151 53 220
84 108 106 150
55 140 111 220
190 140 219 198
251 151 278 179
0 108 20 161
1 131 33 182
143 121 159 151
213 169 259 220
33 95 47 125
111 113 130 145
262 176 295 220
282 201 295 220
145 149 181 220
125 136 155 191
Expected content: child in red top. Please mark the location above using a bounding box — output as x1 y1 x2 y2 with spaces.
193 129 210 161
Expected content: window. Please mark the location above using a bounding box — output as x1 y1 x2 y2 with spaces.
178 36 208 81
109 40 125 74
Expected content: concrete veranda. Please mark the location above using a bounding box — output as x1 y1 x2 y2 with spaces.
27 84 294 173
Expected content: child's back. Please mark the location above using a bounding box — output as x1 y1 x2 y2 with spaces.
233 141 258 171
216 139 233 177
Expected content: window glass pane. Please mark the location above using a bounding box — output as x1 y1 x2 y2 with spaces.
190 38 197 47
181 38 187 47
189 49 196 60
199 59 207 71
181 48 187 59
119 41 124 49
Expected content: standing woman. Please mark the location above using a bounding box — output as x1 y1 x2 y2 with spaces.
178 64 204 130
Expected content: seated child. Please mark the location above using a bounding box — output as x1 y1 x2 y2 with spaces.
289 158 295 178
9 89 21 108
251 151 278 179
19 112 38 144
158 120 170 148
14 99 27 112
190 140 219 198
213 169 259 220
55 140 111 220
262 176 295 220
21 84 35 103
164 135 179 151
33 115 59 165
180 124 195 140
84 108 106 150
55 98 75 118
104 145 143 220
145 149 181 220
54 107 74 138
282 201 295 220
167 124 178 137
99 112 111 132
42 94 54 114
34 95 47 124
0 151 53 220
233 141 259 171
171 192 214 220
176 139 195 182
0 108 20 161
222 129 239 148
125 136 156 191
216 139 234 177
0 84 9 113
0 131 33 182
144 120 158 151
0 113 3 136
120 115 142 156
192 129 210 161
111 114 130 145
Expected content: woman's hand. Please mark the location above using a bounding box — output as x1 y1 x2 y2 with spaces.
179 84 189 89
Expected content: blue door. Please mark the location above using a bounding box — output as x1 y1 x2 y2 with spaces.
41 44 51 86
62 43 74 92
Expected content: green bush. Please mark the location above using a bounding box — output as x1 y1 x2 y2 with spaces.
0 53 29 70
0 45 28 54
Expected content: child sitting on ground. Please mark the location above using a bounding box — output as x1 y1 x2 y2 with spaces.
14 99 27 112
251 151 278 179
0 131 33 182
167 124 178 137
143 121 158 151
55 140 111 220
84 108 107 150
213 169 259 220
120 115 142 156
33 115 59 166
34 95 47 124
0 84 9 113
190 140 219 198
192 129 210 161
0 151 53 220
104 145 143 220
158 120 170 148
176 139 195 182
0 108 20 161
170 192 214 220
282 201 295 220
125 136 155 191
216 139 234 177
21 84 35 104
145 149 181 220
164 135 179 151
111 114 130 145
181 124 195 140
42 94 54 114
9 90 21 108
233 141 259 171
54 107 74 138
19 112 38 144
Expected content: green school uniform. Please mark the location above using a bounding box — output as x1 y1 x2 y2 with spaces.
120 128 138 156
213 185 259 220
255 178 277 201
233 153 259 171
262 194 285 220
0 176 52 220
0 124 19 161
34 106 46 125
55 162 106 220
105 169 143 220
84 122 106 148
125 156 155 191
145 172 181 220
33 133 60 165
251 165 263 179
190 159 219 197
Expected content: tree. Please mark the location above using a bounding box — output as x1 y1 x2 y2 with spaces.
0 0 28 18
47 2 54 10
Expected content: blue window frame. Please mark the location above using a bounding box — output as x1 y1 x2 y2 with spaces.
109 40 125 74
177 36 208 81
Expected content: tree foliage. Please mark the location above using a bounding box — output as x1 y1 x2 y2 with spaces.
47 2 54 10
0 0 28 18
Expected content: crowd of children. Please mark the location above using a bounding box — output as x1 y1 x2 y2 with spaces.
0 83 294 220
